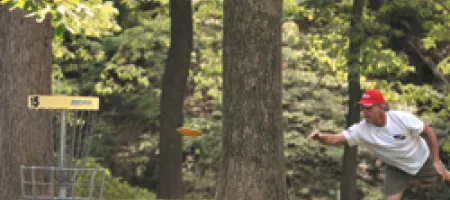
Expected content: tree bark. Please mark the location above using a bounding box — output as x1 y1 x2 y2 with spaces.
216 0 285 200
0 6 53 199
341 0 365 199
157 0 192 199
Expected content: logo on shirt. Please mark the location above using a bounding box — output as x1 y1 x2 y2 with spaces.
393 134 407 141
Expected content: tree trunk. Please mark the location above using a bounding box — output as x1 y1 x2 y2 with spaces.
341 0 365 199
0 7 53 199
157 0 192 199
215 0 285 200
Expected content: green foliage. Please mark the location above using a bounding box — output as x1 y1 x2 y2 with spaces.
75 158 157 200
437 57 450 75
183 117 222 167
361 40 414 78
189 0 223 107
2 0 120 39
95 64 150 95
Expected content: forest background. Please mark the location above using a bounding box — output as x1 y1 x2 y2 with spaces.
1 0 449 199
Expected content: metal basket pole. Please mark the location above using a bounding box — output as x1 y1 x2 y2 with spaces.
59 109 67 198
20 165 25 198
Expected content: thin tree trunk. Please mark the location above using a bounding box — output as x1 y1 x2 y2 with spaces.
341 0 365 199
157 0 192 199
0 7 53 199
216 0 285 199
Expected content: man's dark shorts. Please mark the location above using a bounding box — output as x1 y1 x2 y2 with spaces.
384 156 444 196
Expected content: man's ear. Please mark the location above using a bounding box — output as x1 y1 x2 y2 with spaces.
383 103 390 111
377 103 389 111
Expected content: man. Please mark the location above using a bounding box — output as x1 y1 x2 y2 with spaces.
308 89 449 200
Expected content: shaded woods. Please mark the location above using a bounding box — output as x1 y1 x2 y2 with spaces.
0 0 449 199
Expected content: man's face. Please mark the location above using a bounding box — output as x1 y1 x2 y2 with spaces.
361 104 383 124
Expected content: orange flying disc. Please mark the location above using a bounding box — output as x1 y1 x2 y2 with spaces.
177 127 202 136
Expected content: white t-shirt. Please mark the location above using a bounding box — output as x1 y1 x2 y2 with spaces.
343 111 429 175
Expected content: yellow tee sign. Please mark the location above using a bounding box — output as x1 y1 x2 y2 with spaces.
28 95 99 110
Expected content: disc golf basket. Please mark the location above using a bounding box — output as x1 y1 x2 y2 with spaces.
21 95 106 200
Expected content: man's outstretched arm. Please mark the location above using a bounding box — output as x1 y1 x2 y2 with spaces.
421 124 447 182
308 130 347 145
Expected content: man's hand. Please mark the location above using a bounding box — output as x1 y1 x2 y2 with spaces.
433 160 446 182
307 130 346 145
308 129 321 141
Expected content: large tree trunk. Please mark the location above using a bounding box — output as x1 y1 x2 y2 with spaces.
341 0 365 199
157 0 192 199
0 7 53 199
215 0 285 199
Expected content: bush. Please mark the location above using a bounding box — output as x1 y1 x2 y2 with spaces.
76 158 157 200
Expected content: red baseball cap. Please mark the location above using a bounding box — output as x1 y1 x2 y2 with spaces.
358 89 386 107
